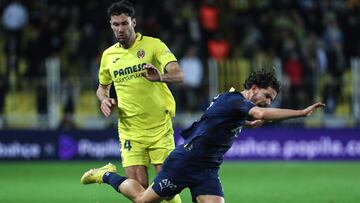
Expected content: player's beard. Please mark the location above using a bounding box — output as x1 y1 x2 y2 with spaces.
118 36 129 46
117 31 134 47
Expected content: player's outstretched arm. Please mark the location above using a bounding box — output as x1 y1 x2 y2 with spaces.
248 102 325 121
302 102 326 117
96 84 116 117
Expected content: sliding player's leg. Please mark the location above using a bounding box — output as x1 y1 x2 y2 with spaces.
119 178 164 203
81 163 164 203
189 167 225 203
148 123 182 203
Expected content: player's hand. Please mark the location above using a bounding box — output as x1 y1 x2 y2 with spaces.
142 63 162 82
100 98 116 117
245 120 265 128
302 102 325 117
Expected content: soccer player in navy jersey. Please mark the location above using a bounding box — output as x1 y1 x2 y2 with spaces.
81 69 325 203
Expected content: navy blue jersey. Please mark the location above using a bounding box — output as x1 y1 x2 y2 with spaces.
177 91 255 167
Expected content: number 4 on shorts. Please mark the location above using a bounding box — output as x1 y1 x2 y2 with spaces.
124 140 132 151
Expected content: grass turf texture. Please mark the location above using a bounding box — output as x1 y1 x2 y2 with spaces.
0 161 359 203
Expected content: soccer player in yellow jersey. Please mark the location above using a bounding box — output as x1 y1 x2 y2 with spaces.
94 1 183 202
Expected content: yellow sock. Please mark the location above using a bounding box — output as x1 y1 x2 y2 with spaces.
163 194 182 203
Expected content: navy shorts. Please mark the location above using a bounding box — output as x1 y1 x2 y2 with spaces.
152 154 224 202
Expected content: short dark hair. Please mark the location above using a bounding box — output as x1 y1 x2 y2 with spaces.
107 0 135 18
243 68 281 93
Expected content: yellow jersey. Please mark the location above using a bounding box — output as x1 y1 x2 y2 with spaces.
98 33 176 141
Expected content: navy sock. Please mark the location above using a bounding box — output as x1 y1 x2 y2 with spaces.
102 172 127 193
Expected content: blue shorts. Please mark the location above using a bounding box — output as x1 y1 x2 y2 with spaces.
152 153 224 202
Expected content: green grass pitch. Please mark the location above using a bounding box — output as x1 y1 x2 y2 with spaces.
0 161 359 203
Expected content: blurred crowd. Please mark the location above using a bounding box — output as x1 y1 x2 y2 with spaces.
0 0 359 129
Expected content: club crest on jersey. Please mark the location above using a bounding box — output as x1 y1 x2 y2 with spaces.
137 49 145 59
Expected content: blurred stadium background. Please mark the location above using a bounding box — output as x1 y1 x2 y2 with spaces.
0 0 359 202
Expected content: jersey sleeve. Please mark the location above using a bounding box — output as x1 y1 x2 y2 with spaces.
154 39 177 70
98 52 112 85
233 95 256 115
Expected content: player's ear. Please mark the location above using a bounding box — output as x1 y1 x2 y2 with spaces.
132 18 136 28
250 84 259 95
109 16 114 26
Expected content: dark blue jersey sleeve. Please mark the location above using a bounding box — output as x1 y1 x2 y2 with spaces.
231 93 256 116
